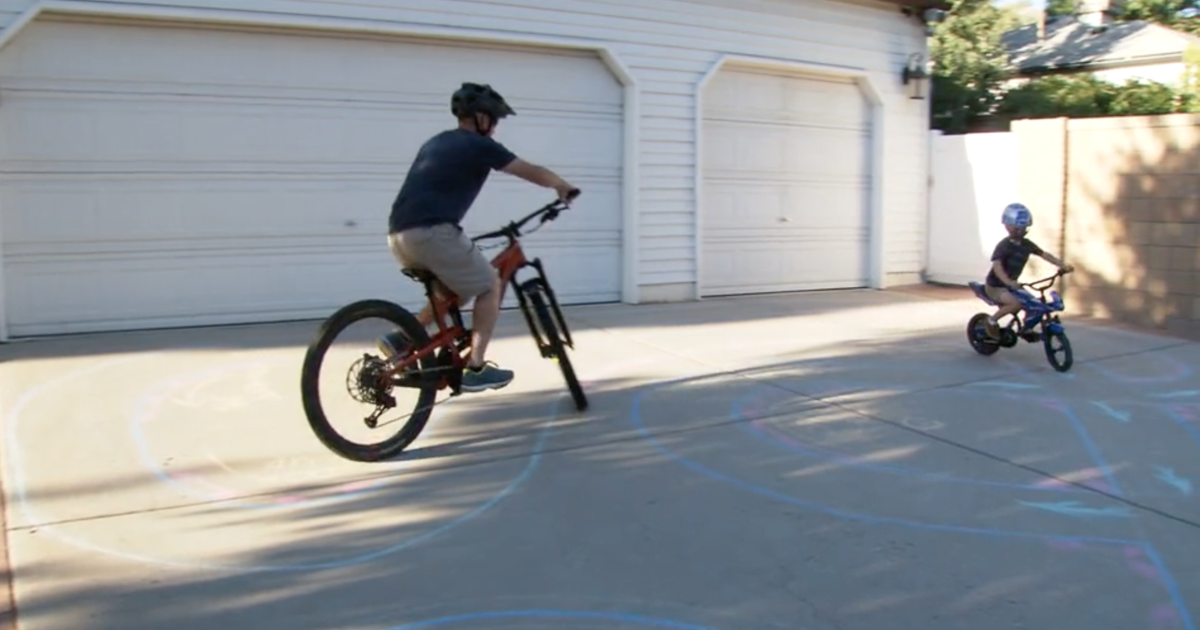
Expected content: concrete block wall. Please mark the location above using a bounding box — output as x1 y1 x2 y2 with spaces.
1019 113 1200 339
1013 118 1068 281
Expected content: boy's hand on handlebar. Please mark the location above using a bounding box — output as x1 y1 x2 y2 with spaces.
1060 263 1075 273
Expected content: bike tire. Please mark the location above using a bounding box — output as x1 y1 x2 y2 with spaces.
300 299 438 462
966 313 1000 356
1042 329 1073 372
523 283 588 412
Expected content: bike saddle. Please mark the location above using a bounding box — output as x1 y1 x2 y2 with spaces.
402 268 437 283
967 281 996 305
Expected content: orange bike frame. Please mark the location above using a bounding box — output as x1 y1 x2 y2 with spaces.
391 239 529 375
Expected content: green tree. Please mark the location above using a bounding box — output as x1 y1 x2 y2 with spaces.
1172 44 1200 111
995 74 1196 119
1114 0 1200 35
995 75 1112 118
1046 0 1079 16
1181 43 1200 96
929 0 1021 133
1108 79 1183 114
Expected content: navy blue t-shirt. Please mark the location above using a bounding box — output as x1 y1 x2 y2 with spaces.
986 236 1043 287
388 129 518 233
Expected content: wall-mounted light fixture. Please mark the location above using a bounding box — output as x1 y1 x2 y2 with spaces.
902 52 931 100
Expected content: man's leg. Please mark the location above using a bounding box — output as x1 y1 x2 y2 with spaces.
467 273 504 369
379 229 454 356
400 224 513 392
413 279 452 330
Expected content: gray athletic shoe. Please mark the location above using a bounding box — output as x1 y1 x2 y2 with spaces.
461 362 515 393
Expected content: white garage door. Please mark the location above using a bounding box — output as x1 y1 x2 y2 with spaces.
0 16 623 337
700 67 871 297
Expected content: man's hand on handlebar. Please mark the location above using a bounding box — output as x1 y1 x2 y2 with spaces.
555 184 581 205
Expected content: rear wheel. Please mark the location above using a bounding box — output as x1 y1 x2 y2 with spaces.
521 280 588 412
300 299 439 462
1042 329 1073 372
967 313 1000 356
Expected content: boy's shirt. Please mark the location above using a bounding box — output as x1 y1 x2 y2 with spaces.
986 236 1043 288
389 129 518 233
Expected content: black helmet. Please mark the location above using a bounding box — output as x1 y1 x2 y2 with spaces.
450 82 516 119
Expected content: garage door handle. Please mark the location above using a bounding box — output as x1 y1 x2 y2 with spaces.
778 217 790 222
345 220 357 227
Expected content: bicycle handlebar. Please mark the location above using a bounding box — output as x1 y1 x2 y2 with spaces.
471 188 581 243
1020 267 1072 291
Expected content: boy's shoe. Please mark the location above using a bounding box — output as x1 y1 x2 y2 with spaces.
461 362 515 393
984 318 1001 339
376 330 410 358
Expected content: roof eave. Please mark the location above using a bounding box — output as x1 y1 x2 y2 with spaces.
1015 51 1186 74
878 0 953 12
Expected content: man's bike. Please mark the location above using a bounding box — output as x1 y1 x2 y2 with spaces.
300 191 587 462
966 268 1074 372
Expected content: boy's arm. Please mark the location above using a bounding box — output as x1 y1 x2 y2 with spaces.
991 260 1018 288
1036 249 1073 271
989 240 1018 287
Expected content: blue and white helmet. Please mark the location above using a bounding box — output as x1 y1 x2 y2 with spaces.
1001 203 1033 228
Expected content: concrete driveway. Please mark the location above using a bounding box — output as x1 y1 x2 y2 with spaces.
2 287 1199 630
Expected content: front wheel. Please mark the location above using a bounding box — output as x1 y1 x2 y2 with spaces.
300 299 439 462
521 280 588 412
1042 328 1073 372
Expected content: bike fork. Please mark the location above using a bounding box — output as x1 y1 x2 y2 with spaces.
525 258 574 348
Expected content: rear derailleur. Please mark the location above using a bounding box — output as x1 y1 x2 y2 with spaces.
346 353 397 429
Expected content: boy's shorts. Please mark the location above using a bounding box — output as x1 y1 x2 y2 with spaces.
388 223 496 300
984 284 1020 303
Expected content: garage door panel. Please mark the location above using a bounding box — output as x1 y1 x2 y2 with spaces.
1 93 622 176
701 67 871 297
701 186 788 229
705 72 868 129
5 19 621 104
1 17 624 336
702 182 868 231
703 122 868 183
9 242 622 335
702 237 869 296
3 176 622 248
4 251 405 336
1 177 384 245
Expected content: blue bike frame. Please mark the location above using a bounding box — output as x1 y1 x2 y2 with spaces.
968 273 1067 335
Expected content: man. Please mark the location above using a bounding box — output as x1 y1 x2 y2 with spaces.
377 82 579 393
982 202 1073 339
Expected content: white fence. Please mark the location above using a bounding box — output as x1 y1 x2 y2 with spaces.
924 130 1020 286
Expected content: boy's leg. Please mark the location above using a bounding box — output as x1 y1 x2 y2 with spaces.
983 285 1022 338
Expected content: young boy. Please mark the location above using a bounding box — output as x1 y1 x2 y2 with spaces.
983 203 1073 338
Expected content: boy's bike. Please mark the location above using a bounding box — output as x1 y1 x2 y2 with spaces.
299 191 587 462
966 269 1074 372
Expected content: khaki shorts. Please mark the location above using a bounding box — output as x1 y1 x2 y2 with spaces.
984 285 1017 303
388 223 497 300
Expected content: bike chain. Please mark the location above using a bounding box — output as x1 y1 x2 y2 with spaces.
366 363 469 426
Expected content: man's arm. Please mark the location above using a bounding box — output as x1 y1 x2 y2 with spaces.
501 158 577 200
